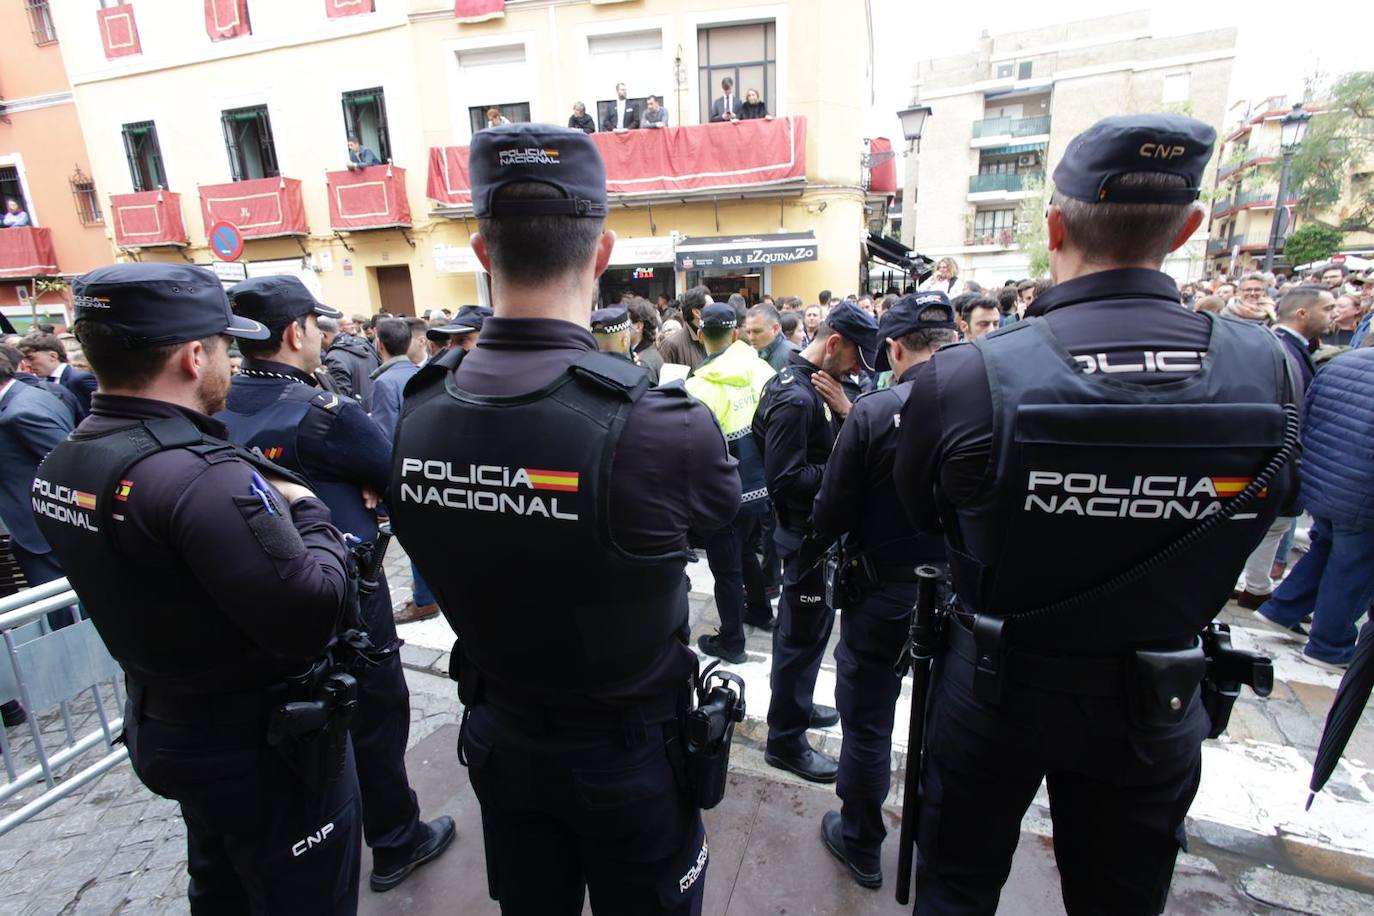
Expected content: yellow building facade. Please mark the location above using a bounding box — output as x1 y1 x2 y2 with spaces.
49 0 875 316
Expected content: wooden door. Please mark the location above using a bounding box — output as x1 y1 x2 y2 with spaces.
376 265 415 316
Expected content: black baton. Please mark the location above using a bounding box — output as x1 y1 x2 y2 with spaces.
895 564 942 907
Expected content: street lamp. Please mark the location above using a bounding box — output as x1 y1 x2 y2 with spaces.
1264 102 1313 272
896 104 933 152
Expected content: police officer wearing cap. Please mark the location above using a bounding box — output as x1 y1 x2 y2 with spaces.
388 125 739 914
425 316 478 354
32 263 364 912
688 302 777 664
893 115 1298 912
751 299 879 783
810 292 958 889
215 275 457 893
589 305 636 362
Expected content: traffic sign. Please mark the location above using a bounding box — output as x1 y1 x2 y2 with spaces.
210 261 248 284
209 220 245 261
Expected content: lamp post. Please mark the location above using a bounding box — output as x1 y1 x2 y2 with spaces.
896 104 932 256
1263 102 1312 272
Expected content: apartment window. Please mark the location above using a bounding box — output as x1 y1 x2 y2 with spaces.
973 208 1016 239
996 63 1013 79
1163 72 1190 104
468 103 531 134
122 121 167 192
0 167 29 222
1017 61 1033 80
221 106 280 181
26 1 57 46
697 21 776 123
589 31 664 128
70 167 102 225
342 88 392 163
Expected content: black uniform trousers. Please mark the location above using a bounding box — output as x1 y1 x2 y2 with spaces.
765 525 835 755
461 703 708 915
704 503 772 654
756 510 781 591
350 568 423 866
124 705 362 915
914 648 1208 915
833 582 917 872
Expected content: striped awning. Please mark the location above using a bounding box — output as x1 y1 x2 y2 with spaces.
980 142 1047 157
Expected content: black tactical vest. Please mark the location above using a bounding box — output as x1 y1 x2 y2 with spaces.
390 349 690 697
218 382 377 542
33 415 309 689
946 313 1295 652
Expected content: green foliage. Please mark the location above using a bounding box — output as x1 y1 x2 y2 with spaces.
1282 223 1344 267
1014 174 1051 279
1287 71 1374 232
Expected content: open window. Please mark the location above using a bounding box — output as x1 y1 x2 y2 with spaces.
221 106 280 181
342 87 392 164
122 121 167 192
697 21 776 123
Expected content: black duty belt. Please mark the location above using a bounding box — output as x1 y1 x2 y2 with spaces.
128 679 273 728
482 682 682 737
946 617 1126 697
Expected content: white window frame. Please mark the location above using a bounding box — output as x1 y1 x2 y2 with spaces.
682 5 788 129
574 17 673 127
442 32 537 146
0 153 39 227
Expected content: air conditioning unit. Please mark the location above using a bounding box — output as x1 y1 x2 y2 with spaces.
1017 154 1038 167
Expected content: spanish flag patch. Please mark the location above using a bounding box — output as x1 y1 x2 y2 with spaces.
1211 477 1266 498
114 480 133 502
74 490 97 510
525 469 580 492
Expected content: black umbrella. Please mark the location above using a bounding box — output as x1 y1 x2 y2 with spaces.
1307 617 1374 809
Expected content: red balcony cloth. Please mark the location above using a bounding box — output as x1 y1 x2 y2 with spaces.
97 4 142 59
326 0 374 16
455 0 505 23
205 0 250 41
109 192 189 248
198 178 308 239
428 116 807 206
327 166 412 230
0 229 59 279
868 137 896 193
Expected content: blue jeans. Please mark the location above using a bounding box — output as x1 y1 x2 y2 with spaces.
411 561 435 607
1259 517 1374 665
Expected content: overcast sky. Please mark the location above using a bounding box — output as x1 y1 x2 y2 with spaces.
867 1 1369 139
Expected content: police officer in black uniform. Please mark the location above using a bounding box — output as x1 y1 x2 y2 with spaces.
810 293 958 888
32 263 363 913
216 275 456 893
893 115 1299 913
752 300 878 783
388 125 740 915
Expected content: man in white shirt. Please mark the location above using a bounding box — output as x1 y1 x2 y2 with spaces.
711 76 742 122
602 83 639 132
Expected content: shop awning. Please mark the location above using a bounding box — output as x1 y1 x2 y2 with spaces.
979 142 1046 157
674 231 817 271
864 232 923 272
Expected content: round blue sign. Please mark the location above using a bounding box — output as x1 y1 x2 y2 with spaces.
209 220 244 261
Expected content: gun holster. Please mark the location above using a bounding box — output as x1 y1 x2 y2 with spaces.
267 668 358 793
1126 642 1207 729
1199 622 1273 739
680 661 745 810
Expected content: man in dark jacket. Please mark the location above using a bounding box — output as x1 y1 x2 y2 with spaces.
1254 347 1374 670
320 316 382 410
18 333 97 415
658 285 710 371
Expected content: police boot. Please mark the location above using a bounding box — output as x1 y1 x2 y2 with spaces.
809 704 839 728
369 815 457 892
820 811 882 889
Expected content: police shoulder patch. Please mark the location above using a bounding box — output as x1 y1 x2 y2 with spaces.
310 392 343 413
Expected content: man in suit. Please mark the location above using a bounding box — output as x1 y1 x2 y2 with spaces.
19 333 97 416
1235 284 1335 610
602 83 639 132
0 343 82 426
0 349 76 629
711 76 743 123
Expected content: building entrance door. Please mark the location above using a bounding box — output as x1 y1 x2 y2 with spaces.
376 265 415 316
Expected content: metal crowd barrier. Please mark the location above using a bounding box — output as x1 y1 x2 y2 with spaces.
0 578 128 835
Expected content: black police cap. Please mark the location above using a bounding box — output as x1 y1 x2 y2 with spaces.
700 302 738 332
824 300 880 372
72 263 268 348
227 276 343 330
424 319 478 342
590 307 631 334
874 291 956 372
454 304 493 331
470 124 609 219
1052 114 1216 205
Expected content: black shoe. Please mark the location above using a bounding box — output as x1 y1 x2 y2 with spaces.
765 746 838 784
821 810 882 889
698 634 747 665
810 704 840 729
742 611 775 631
370 816 456 892
1 700 26 728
